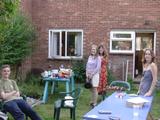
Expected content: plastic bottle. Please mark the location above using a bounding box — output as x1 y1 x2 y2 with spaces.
48 65 52 77
48 70 51 77
59 64 65 71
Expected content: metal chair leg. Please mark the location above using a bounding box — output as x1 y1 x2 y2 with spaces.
55 108 60 120
72 108 75 120
70 109 72 119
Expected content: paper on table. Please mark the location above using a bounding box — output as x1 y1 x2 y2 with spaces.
126 97 150 104
87 115 98 118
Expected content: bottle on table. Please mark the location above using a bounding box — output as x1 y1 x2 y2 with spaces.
59 64 65 78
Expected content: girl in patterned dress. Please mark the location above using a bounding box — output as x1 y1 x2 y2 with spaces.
97 44 108 95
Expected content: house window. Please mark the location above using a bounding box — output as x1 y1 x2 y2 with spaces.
48 30 83 59
110 31 135 54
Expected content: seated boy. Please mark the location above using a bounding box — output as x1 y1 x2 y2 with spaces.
0 64 42 120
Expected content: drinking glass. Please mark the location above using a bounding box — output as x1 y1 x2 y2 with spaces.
133 104 140 120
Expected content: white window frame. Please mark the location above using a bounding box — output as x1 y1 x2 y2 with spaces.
48 29 83 59
110 31 135 54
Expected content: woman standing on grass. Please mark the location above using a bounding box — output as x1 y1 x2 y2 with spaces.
138 49 157 96
86 44 101 108
97 44 108 95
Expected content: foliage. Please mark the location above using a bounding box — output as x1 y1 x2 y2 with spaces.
0 0 19 51
0 0 36 80
18 73 43 98
25 72 42 85
71 60 86 83
0 0 19 22
72 61 116 84
107 68 116 84
127 75 134 90
0 13 35 65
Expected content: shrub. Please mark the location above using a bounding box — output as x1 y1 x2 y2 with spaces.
127 75 135 91
18 73 43 98
107 68 116 85
72 60 86 83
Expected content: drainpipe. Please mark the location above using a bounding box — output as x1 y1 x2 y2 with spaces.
125 60 129 82
122 61 125 81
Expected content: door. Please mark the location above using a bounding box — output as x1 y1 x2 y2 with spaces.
134 33 154 80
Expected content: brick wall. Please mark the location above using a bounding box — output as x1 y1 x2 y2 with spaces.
20 0 32 79
20 0 32 18
21 0 160 79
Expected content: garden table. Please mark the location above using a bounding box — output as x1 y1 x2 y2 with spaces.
83 92 153 120
42 75 75 103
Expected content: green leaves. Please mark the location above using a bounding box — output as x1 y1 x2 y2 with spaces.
0 0 19 18
0 0 36 67
0 12 36 65
72 60 86 83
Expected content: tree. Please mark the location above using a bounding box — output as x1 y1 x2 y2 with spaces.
0 13 35 65
0 0 19 27
0 0 19 47
0 0 36 79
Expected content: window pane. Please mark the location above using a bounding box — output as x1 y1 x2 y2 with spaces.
67 32 76 56
112 41 132 50
67 32 82 56
75 32 82 56
62 31 65 56
113 33 131 38
53 32 60 56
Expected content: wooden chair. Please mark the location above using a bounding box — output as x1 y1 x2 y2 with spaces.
53 88 82 120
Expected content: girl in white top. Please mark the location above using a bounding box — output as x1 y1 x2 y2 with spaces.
86 44 101 107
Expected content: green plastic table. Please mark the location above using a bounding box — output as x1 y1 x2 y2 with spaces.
42 75 75 103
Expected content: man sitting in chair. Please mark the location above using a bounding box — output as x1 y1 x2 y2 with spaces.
0 64 42 120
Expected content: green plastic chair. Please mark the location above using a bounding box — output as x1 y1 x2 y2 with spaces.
0 99 8 120
110 80 131 91
101 80 131 100
53 88 82 120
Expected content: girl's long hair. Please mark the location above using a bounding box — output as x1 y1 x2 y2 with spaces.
143 49 155 64
98 44 108 58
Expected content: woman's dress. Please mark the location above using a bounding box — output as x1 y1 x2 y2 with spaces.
139 70 153 95
97 57 107 94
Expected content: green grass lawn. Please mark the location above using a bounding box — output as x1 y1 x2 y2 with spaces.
9 83 160 120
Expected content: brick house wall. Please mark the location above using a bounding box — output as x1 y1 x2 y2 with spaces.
20 0 32 18
21 0 160 80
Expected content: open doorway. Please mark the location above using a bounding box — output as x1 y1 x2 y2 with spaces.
134 33 154 80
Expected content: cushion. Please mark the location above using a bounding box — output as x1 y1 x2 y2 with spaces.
64 96 74 107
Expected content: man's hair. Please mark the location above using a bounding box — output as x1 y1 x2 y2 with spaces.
1 64 11 70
